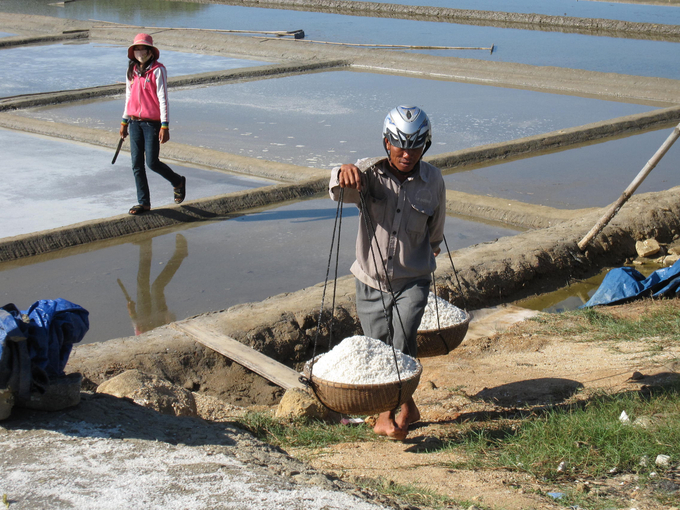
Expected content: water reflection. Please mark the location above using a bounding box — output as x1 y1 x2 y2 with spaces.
117 234 188 335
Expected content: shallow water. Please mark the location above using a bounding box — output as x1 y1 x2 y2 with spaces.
0 198 519 343
2 1 680 78
0 42 265 97
16 70 653 170
0 128 274 237
516 263 662 312
443 127 680 209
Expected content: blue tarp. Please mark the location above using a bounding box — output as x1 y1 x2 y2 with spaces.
581 259 680 308
0 299 89 397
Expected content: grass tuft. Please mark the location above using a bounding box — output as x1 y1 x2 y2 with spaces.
235 411 374 448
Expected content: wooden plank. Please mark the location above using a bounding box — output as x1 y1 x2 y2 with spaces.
172 322 305 390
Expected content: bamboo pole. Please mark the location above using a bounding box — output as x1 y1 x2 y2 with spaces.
90 19 305 38
577 122 680 251
292 39 494 53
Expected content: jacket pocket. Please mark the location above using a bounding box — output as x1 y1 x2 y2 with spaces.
406 203 433 242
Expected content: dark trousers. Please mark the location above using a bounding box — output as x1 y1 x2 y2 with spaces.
129 120 182 207
355 278 430 357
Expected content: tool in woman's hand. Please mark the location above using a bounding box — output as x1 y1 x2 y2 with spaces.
111 137 124 164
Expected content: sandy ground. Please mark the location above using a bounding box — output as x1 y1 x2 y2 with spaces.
3 298 679 509
286 298 680 510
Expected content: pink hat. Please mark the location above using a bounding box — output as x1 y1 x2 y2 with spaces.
128 33 159 60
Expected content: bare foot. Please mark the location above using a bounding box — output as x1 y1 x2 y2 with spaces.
395 398 420 430
373 410 408 441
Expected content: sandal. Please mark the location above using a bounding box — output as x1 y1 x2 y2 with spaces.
129 204 150 215
174 176 186 204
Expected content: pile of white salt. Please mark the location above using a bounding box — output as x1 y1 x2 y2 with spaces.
418 292 467 331
310 335 420 385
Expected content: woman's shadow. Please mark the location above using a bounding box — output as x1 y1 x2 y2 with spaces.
117 233 188 335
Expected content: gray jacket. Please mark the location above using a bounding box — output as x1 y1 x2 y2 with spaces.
329 157 446 292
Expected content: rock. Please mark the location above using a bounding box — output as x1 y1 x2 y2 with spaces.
662 254 680 267
656 454 671 468
636 238 661 258
0 388 13 421
275 388 328 420
97 369 197 417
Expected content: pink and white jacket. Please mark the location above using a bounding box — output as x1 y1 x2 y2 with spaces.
122 61 169 126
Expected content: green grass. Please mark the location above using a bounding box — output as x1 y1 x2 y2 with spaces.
353 477 470 509
234 300 680 509
235 411 374 448
529 300 680 345
451 385 680 481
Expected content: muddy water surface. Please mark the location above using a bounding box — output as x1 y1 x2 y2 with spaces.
0 198 518 343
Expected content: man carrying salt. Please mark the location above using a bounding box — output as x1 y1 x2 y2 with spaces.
329 105 446 440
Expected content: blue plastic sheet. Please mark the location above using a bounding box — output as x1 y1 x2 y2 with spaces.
0 299 89 396
581 259 680 308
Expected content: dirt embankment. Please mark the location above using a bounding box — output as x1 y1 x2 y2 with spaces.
68 186 680 406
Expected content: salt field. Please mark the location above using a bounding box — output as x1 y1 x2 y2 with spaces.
2 0 680 77
15 71 653 169
1 0 679 342
0 43 266 97
0 128 274 238
443 127 680 209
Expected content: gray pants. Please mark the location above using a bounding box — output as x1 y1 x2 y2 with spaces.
355 278 430 358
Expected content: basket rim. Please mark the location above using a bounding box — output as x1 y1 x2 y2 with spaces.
417 310 471 334
303 358 422 390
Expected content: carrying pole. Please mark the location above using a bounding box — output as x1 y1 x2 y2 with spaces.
577 122 680 251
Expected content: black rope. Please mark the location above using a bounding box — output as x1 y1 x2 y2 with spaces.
358 192 406 408
442 233 469 311
299 187 345 389
430 272 450 354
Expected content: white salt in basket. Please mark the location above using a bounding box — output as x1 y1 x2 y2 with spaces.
303 336 422 415
417 293 470 358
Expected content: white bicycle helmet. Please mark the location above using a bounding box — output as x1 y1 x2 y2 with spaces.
382 105 432 156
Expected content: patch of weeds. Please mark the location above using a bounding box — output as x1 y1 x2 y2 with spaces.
439 421 519 470
235 411 374 448
574 302 680 344
526 300 680 348
498 386 680 480
437 384 680 508
355 476 466 509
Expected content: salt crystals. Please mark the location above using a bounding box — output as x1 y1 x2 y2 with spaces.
310 335 420 385
418 292 467 331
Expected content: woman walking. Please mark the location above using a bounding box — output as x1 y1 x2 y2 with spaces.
119 33 186 215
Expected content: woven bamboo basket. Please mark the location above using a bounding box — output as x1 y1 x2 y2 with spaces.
303 359 422 416
416 311 471 358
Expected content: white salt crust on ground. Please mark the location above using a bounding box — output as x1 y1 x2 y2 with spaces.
310 335 420 385
418 292 467 331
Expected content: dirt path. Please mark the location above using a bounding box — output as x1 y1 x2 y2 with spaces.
286 298 680 510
